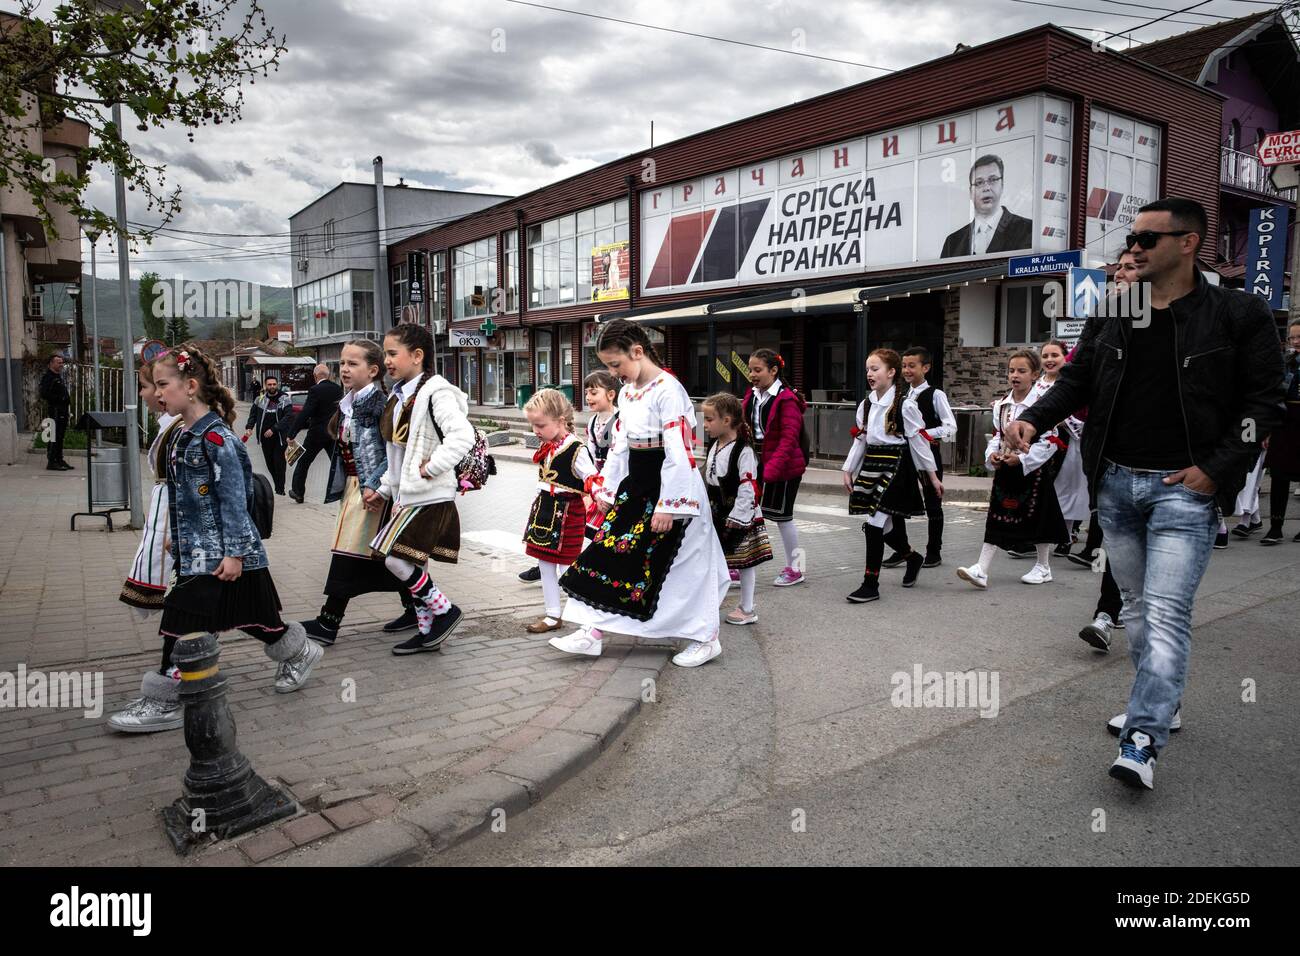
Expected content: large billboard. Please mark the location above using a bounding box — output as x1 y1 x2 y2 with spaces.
639 93 1074 296
1085 108 1161 262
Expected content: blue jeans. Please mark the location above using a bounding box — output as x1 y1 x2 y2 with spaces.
1097 462 1219 751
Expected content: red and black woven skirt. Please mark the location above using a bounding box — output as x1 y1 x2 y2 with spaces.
524 491 587 563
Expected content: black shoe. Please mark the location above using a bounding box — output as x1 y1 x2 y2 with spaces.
1213 531 1228 549
1294 531 1300 543
302 618 339 646
1067 549 1097 568
57 460 74 470
1053 542 1072 557
901 552 924 588
846 577 880 603
1005 546 1035 559
393 605 463 654
275 489 286 496
382 606 419 633
518 566 542 583
881 551 909 569
290 491 305 504
922 549 942 568
1231 521 1262 538
1261 526 1284 545
46 462 63 471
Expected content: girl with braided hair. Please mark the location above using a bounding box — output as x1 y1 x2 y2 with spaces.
146 345 322 693
841 349 943 604
743 348 809 587
554 319 729 668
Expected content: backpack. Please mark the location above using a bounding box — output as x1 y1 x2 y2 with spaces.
198 431 275 539
432 419 497 493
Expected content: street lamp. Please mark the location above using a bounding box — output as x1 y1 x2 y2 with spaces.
80 219 102 411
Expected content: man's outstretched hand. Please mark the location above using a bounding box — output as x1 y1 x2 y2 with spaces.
1001 420 1037 453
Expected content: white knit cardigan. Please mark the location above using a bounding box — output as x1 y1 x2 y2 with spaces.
379 374 475 507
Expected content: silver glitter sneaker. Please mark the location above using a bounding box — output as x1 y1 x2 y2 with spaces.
274 637 324 694
107 696 184 733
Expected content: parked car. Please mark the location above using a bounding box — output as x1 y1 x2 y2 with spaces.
284 389 308 418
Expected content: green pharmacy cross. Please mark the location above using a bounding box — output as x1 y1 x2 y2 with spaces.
479 316 499 337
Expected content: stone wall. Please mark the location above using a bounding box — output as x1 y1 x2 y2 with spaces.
940 290 1016 408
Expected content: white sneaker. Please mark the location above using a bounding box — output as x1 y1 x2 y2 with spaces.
548 628 603 657
1078 613 1113 652
1107 708 1181 737
956 564 988 589
726 607 758 626
1109 730 1157 790
672 637 721 667
1020 564 1052 585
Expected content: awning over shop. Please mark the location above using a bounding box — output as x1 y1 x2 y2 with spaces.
855 264 1007 303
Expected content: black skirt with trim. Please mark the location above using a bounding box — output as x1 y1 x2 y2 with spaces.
159 567 284 638
849 442 925 518
983 459 1070 547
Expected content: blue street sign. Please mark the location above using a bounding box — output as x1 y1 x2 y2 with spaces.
1007 249 1083 278
1247 205 1289 311
1067 266 1106 320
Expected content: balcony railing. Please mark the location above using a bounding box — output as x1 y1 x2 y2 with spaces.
1221 147 1298 200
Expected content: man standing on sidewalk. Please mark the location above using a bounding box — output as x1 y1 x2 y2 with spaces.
39 354 72 471
284 363 342 503
243 374 293 495
1004 198 1284 792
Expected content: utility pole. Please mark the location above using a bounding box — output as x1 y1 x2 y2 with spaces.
113 102 144 529
82 222 102 410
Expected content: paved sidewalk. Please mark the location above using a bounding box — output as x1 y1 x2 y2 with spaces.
0 441 669 866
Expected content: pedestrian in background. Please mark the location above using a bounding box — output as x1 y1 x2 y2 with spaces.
39 353 72 471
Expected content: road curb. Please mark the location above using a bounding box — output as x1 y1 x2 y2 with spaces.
263 641 667 866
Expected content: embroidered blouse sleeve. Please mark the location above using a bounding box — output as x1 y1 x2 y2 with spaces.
572 440 598 484
842 401 867 475
729 445 760 525
902 400 938 473
985 401 1003 468
655 383 702 517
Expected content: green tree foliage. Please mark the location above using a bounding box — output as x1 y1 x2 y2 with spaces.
0 0 286 241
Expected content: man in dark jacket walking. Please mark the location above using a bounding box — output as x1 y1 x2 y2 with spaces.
243 374 293 494
284 363 342 503
1004 198 1284 793
39 354 73 471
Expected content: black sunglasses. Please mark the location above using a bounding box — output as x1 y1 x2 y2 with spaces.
1125 230 1193 250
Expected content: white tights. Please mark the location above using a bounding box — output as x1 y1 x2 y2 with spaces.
776 520 800 567
739 566 756 612
539 560 563 620
976 543 1051 574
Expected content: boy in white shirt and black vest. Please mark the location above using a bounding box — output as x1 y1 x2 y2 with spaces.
889 347 957 568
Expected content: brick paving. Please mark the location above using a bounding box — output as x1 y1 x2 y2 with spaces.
0 433 666 866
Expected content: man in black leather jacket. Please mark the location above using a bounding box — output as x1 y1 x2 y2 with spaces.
1006 198 1284 793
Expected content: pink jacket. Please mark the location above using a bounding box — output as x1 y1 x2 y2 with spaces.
744 385 809 482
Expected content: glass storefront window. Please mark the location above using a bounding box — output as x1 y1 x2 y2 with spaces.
527 198 628 311
294 270 374 342
453 237 496 320
535 329 552 388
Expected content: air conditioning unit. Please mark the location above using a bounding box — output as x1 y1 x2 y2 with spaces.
32 284 46 294
297 259 309 272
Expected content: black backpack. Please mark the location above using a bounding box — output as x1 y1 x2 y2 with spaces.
197 433 276 540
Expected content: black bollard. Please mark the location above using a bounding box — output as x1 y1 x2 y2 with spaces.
160 632 296 855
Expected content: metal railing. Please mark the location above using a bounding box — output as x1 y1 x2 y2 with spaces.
801 402 994 472
1221 147 1298 200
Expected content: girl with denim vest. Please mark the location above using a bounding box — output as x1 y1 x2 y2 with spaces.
151 346 322 693
300 340 410 644
371 323 476 655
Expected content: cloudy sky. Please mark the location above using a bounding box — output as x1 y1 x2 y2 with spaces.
12 0 1277 286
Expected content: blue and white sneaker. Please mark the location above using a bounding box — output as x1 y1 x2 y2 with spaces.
1109 729 1157 790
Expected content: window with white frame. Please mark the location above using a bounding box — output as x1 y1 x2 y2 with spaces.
1001 282 1054 345
504 230 519 312
453 237 496 320
323 219 336 253
527 199 629 309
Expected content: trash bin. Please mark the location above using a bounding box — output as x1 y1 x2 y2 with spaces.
516 383 535 409
71 410 132 530
90 444 129 509
558 384 575 404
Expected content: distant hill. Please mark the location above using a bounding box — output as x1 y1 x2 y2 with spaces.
52 276 293 345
